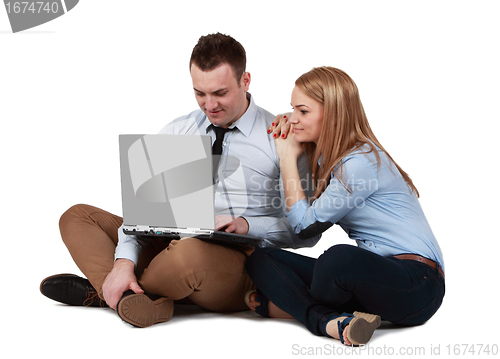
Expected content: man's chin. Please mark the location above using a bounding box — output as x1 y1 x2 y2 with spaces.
206 113 230 127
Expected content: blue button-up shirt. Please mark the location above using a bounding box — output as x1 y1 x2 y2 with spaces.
288 143 444 270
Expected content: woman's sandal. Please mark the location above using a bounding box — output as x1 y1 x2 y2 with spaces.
337 311 381 346
244 289 270 317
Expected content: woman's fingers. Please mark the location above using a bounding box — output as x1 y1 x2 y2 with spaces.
268 113 292 138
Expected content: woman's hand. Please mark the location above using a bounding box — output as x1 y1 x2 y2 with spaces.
268 113 292 139
275 131 305 162
269 112 305 160
274 132 307 211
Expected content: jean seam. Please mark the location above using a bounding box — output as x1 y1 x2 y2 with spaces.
263 254 330 335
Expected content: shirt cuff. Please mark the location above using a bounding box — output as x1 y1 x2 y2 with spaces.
242 216 267 238
114 225 148 267
287 199 309 232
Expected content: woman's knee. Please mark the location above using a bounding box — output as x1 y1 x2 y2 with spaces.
316 244 361 272
246 247 282 273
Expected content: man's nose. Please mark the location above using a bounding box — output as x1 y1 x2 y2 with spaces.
206 96 218 110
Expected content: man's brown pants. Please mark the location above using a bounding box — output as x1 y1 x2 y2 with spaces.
59 204 254 312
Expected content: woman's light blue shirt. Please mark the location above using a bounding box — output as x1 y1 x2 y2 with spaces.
287 144 444 271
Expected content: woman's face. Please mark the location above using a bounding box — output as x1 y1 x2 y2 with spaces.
289 86 324 144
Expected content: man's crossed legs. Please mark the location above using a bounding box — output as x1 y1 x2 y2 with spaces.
41 204 254 327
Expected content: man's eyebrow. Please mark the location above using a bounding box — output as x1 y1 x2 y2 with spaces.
193 87 228 94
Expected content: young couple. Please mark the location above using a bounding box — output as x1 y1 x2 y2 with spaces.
40 33 444 347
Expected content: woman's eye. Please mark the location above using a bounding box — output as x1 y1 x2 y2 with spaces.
301 110 308 115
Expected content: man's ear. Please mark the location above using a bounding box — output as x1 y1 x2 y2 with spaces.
241 72 251 91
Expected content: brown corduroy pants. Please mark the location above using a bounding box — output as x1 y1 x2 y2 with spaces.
59 204 254 312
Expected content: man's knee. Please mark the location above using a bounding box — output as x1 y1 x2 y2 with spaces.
59 204 94 240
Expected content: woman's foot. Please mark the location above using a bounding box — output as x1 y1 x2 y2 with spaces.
245 290 293 319
326 312 381 346
326 316 353 344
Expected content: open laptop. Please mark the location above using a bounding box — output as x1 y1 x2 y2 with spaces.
119 134 262 247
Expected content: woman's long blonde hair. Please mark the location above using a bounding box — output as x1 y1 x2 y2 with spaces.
295 66 419 199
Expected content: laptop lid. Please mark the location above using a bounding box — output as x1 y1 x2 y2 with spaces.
119 134 215 230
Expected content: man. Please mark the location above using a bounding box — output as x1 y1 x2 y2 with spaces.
40 33 320 327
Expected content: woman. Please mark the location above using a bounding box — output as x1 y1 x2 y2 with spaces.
245 67 445 346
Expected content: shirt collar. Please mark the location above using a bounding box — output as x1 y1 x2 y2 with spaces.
203 93 257 137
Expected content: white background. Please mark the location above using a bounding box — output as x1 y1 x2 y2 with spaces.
1 0 499 358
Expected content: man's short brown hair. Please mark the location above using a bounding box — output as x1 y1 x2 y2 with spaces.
190 33 246 82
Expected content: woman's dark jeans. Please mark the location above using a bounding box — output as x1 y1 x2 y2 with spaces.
246 244 445 337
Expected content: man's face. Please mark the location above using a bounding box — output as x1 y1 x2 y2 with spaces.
190 63 251 128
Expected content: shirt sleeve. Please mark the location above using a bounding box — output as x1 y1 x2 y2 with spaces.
243 153 321 249
288 154 379 239
114 225 151 267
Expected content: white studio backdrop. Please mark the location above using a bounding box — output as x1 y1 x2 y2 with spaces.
1 1 499 358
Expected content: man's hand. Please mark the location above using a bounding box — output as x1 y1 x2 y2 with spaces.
102 258 144 310
215 215 249 235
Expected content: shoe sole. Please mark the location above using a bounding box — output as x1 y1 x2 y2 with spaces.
117 294 174 328
346 312 381 345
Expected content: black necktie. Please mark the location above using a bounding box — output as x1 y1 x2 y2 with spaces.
211 125 232 182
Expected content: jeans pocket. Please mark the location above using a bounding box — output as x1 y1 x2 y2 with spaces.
396 294 443 326
394 267 445 326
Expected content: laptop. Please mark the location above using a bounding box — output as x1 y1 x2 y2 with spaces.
119 134 262 247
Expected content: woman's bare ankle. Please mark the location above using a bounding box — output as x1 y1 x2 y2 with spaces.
325 316 352 345
248 292 293 319
268 301 293 319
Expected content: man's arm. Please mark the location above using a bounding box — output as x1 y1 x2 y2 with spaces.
102 258 143 310
104 226 150 309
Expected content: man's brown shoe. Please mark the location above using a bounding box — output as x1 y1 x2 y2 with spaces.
117 292 174 328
